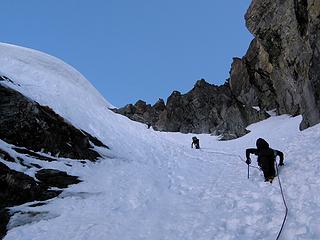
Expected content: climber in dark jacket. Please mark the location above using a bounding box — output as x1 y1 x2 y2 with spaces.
191 136 200 149
246 138 284 182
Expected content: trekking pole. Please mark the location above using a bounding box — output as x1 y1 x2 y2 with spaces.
247 163 250 179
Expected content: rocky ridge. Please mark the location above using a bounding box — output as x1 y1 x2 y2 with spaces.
114 79 269 140
116 0 320 136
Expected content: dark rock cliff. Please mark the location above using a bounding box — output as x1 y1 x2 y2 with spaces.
231 0 320 130
116 0 320 135
115 79 268 140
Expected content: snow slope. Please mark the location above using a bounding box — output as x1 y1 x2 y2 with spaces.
1 43 320 240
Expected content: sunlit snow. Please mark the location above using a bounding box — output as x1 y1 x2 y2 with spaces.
1 43 320 240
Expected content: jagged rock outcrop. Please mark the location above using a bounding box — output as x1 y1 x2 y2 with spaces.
230 40 278 112
231 0 320 130
0 83 107 160
115 79 269 139
115 99 166 126
115 1 320 136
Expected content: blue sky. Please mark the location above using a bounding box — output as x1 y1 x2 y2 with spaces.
1 0 253 107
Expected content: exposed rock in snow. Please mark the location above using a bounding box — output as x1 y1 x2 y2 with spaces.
0 83 107 160
0 43 112 239
115 79 269 139
0 2 320 237
35 169 81 189
0 160 61 211
0 209 9 239
116 0 320 136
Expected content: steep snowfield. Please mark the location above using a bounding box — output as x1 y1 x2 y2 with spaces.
1 43 320 239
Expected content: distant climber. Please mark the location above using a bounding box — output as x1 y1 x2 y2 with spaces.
191 136 200 149
245 138 284 183
146 122 151 129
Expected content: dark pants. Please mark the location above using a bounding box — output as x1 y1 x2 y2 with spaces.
262 163 275 180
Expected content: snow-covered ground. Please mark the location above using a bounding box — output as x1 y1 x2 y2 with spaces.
1 43 320 240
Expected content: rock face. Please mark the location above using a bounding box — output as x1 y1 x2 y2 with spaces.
230 40 278 112
0 83 107 160
116 1 320 135
115 79 269 140
0 80 109 238
231 0 320 130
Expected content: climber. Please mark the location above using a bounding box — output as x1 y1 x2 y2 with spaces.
245 138 284 183
191 136 200 149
